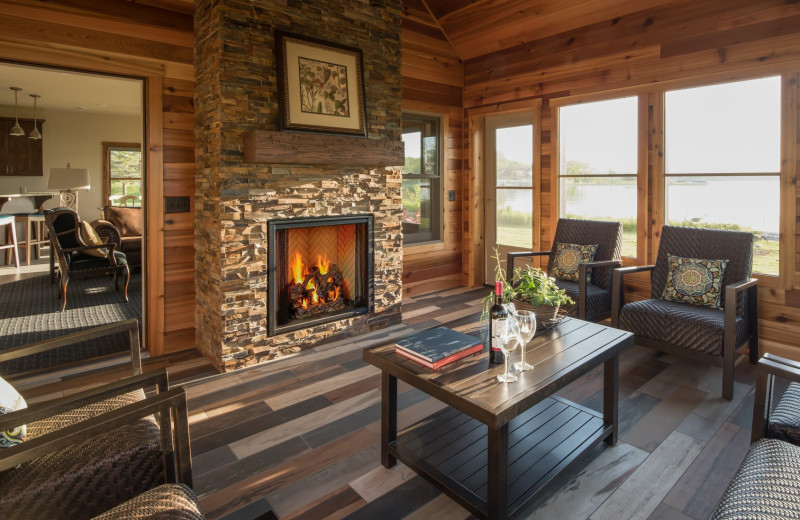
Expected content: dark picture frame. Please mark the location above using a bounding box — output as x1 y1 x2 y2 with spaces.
276 31 367 137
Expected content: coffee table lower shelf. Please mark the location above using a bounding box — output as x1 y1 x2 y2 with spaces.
388 395 613 519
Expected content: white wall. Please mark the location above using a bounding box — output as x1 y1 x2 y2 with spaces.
0 105 142 220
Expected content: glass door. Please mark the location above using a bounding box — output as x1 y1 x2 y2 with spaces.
484 112 534 284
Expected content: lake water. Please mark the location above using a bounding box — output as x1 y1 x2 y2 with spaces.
562 177 779 233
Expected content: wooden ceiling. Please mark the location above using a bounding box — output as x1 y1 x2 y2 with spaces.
414 0 690 61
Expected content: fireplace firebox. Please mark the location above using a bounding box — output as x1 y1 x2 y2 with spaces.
267 215 373 336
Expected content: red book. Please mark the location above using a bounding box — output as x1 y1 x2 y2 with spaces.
395 343 483 370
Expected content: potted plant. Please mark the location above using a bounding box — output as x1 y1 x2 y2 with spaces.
482 246 574 325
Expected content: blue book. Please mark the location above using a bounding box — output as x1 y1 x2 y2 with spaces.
395 326 482 363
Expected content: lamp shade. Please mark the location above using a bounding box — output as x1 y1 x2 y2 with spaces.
48 168 90 190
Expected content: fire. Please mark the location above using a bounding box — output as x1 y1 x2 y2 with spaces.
317 255 330 275
290 252 304 285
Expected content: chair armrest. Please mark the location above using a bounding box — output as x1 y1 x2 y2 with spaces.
507 250 550 273
752 353 800 442
576 259 622 319
0 368 168 433
724 278 759 361
0 387 192 487
0 318 142 378
91 219 122 247
611 265 655 327
580 259 623 269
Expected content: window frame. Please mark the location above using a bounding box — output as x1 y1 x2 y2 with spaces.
552 92 648 262
401 111 443 245
661 74 786 280
103 141 142 208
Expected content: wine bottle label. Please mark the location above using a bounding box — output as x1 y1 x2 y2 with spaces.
490 318 501 351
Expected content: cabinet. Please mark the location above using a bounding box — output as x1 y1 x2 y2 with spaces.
0 117 44 176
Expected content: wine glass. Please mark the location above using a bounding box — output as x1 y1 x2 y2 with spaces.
496 315 520 383
513 310 536 372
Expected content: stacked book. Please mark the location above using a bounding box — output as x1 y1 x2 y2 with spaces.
394 326 483 370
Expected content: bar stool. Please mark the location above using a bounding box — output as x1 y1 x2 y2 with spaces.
0 215 20 268
15 213 49 265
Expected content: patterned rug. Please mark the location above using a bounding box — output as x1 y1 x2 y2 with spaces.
0 273 142 375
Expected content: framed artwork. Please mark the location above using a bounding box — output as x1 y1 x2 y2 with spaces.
276 31 367 137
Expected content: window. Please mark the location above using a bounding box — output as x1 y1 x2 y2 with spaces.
665 76 780 275
558 96 639 257
103 142 142 207
401 113 441 244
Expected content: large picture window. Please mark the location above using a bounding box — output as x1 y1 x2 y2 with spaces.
665 76 781 275
558 96 639 257
401 113 441 244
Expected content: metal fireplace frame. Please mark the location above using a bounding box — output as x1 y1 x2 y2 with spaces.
267 214 374 336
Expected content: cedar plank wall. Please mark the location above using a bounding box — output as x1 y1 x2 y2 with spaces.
400 0 465 297
461 0 800 358
0 0 196 356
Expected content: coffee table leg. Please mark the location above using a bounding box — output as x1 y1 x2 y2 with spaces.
603 355 619 445
487 423 509 520
381 371 397 468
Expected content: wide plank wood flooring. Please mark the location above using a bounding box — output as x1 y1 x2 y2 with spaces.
17 286 758 519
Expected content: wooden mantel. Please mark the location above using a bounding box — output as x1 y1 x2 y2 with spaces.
243 130 404 167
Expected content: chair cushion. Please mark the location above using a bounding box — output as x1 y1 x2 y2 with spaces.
618 298 746 356
0 376 26 449
768 382 800 445
91 483 205 520
551 242 598 283
710 438 800 520
80 221 108 258
0 389 165 520
662 254 727 309
555 279 611 321
68 250 128 271
103 206 142 238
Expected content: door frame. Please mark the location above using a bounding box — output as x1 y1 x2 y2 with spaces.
0 50 166 355
466 99 542 287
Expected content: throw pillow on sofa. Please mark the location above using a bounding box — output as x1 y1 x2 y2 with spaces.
0 376 26 448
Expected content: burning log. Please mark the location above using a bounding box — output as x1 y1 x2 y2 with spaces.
288 260 346 319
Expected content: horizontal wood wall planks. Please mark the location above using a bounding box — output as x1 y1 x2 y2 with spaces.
243 130 405 167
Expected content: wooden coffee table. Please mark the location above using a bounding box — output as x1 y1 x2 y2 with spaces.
363 317 633 520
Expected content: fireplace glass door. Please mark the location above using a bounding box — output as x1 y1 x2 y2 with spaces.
268 215 373 335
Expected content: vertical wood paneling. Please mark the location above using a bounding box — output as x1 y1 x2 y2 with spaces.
401 9 465 297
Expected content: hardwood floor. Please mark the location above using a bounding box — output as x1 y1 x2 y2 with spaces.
16 286 757 519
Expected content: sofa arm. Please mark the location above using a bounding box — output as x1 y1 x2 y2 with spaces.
0 318 142 379
91 219 122 248
611 265 655 327
752 353 800 442
0 387 192 487
724 278 759 365
577 259 622 319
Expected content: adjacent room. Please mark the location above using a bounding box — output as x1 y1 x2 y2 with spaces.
0 1 798 519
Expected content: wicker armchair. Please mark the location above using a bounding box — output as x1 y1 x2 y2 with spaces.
44 207 130 311
0 369 190 520
507 218 623 321
711 354 800 519
611 226 759 400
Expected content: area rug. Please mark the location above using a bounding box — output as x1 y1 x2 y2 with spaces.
0 273 142 375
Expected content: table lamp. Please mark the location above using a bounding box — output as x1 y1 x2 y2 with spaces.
48 163 90 211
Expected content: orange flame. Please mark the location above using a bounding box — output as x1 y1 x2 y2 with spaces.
290 252 304 284
317 255 330 275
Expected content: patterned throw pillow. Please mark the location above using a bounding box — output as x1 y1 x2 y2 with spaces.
551 242 598 283
661 254 728 309
0 376 26 449
80 221 108 258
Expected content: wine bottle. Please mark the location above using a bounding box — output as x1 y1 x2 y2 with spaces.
489 281 507 364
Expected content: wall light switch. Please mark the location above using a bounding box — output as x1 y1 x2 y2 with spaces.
448 190 456 201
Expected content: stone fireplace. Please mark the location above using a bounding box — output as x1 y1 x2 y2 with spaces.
194 0 403 372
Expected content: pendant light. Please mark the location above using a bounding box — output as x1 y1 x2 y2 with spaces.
28 94 41 140
8 87 24 137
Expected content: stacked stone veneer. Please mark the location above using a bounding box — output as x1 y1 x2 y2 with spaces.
194 0 403 371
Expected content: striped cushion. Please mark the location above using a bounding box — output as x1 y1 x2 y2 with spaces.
768 382 800 445
92 484 204 520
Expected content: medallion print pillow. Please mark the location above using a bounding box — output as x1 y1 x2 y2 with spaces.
661 254 728 309
550 242 598 283
0 376 26 449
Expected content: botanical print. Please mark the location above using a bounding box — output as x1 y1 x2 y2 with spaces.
298 57 350 117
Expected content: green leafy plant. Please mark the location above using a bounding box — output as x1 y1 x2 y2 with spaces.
481 245 573 320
